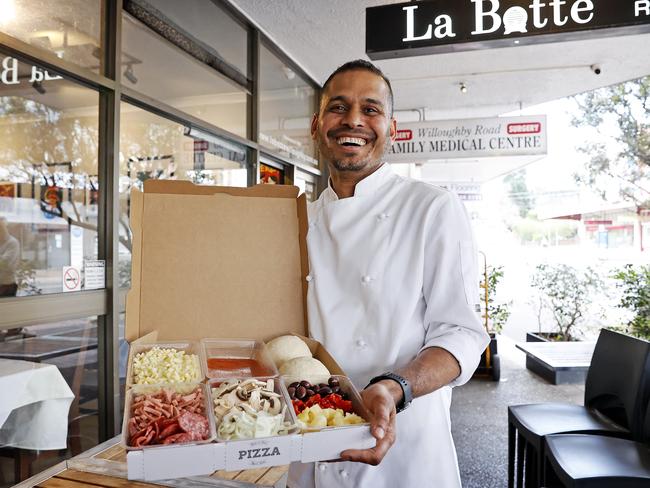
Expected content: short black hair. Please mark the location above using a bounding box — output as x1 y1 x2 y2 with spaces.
320 59 394 117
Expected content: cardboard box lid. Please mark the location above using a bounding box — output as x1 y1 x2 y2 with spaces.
126 180 309 343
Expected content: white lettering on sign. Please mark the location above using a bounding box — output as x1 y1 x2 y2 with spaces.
403 6 432 41
468 0 595 36
529 0 548 28
636 0 650 17
402 5 456 41
387 115 547 162
1 57 18 85
471 0 502 35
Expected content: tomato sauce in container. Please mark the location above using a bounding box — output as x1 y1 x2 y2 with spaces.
206 357 276 377
201 339 279 379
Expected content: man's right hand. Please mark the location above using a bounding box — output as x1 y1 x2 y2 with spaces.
340 381 399 466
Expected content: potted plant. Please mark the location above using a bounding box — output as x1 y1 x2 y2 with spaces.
528 264 602 342
476 264 511 381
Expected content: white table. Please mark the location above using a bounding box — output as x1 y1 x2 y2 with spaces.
0 358 74 450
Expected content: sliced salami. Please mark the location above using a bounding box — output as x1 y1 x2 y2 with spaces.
178 411 209 439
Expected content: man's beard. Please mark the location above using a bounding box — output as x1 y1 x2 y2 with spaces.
321 130 392 172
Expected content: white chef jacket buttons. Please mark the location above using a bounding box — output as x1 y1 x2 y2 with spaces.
318 464 327 472
356 339 367 349
306 274 313 282
361 275 372 284
377 212 390 221
340 469 349 478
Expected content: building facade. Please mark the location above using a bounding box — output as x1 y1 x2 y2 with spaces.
0 0 321 480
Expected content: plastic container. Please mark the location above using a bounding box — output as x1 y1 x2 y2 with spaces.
282 375 370 432
202 339 278 379
126 341 204 387
209 377 299 441
121 383 216 451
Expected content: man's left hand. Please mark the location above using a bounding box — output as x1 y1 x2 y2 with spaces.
340 381 398 465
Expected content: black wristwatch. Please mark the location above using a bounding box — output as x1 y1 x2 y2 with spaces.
366 372 413 413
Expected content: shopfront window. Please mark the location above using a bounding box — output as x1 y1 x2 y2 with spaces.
0 315 99 484
0 0 102 73
0 56 99 297
121 12 247 138
294 168 318 202
259 44 317 168
137 0 248 76
119 102 249 288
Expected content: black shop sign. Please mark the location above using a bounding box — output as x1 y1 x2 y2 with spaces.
366 0 650 60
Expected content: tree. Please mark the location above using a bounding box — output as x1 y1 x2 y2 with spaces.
571 77 650 209
612 264 650 340
504 168 535 218
530 264 602 341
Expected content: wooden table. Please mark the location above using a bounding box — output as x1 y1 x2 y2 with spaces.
15 437 288 488
516 341 596 384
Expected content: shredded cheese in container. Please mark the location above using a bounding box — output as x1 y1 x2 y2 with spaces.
132 347 201 384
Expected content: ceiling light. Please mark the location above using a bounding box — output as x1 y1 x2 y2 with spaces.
32 80 46 95
459 82 467 94
123 64 138 84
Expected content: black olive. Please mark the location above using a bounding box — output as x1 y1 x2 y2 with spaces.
296 386 307 399
288 386 296 399
331 386 341 394
289 382 300 389
300 380 312 388
318 383 329 389
318 387 332 396
306 389 315 397
328 377 340 387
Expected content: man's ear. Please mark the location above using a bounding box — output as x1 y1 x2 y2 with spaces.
310 113 318 141
389 117 397 144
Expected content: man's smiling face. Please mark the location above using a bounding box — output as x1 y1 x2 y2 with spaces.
311 69 396 175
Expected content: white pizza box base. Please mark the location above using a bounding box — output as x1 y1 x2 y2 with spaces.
126 429 375 481
124 182 374 480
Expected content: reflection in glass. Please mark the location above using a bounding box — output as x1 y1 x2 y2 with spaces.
0 316 100 483
118 103 250 288
0 56 99 296
139 0 248 75
121 13 247 138
259 45 317 167
0 0 102 73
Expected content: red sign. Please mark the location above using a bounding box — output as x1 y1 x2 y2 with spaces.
507 123 541 135
64 268 80 290
395 129 413 141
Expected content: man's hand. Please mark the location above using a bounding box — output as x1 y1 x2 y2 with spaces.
340 381 400 466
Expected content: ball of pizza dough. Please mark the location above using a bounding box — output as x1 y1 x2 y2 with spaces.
279 356 330 383
266 335 312 368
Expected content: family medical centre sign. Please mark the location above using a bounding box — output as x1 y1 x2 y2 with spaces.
367 1 650 59
385 115 547 162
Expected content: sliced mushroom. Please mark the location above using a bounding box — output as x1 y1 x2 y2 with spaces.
267 397 282 416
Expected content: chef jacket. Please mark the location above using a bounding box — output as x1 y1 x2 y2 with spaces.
288 163 490 488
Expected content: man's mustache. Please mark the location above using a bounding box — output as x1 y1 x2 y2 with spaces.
326 128 375 141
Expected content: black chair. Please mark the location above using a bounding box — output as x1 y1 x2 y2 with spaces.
542 396 650 488
507 329 650 488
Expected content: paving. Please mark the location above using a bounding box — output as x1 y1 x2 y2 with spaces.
450 336 585 488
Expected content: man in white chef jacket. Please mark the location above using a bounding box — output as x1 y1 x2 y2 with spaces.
288 60 490 488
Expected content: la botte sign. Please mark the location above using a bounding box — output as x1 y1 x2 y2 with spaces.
366 0 650 59
386 115 547 161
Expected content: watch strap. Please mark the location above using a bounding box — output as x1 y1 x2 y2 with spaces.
366 372 413 413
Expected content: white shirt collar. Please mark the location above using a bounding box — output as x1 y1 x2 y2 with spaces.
323 163 393 202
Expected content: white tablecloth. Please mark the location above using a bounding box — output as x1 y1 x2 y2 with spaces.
0 358 74 450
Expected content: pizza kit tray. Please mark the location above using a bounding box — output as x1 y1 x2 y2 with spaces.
124 181 374 480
